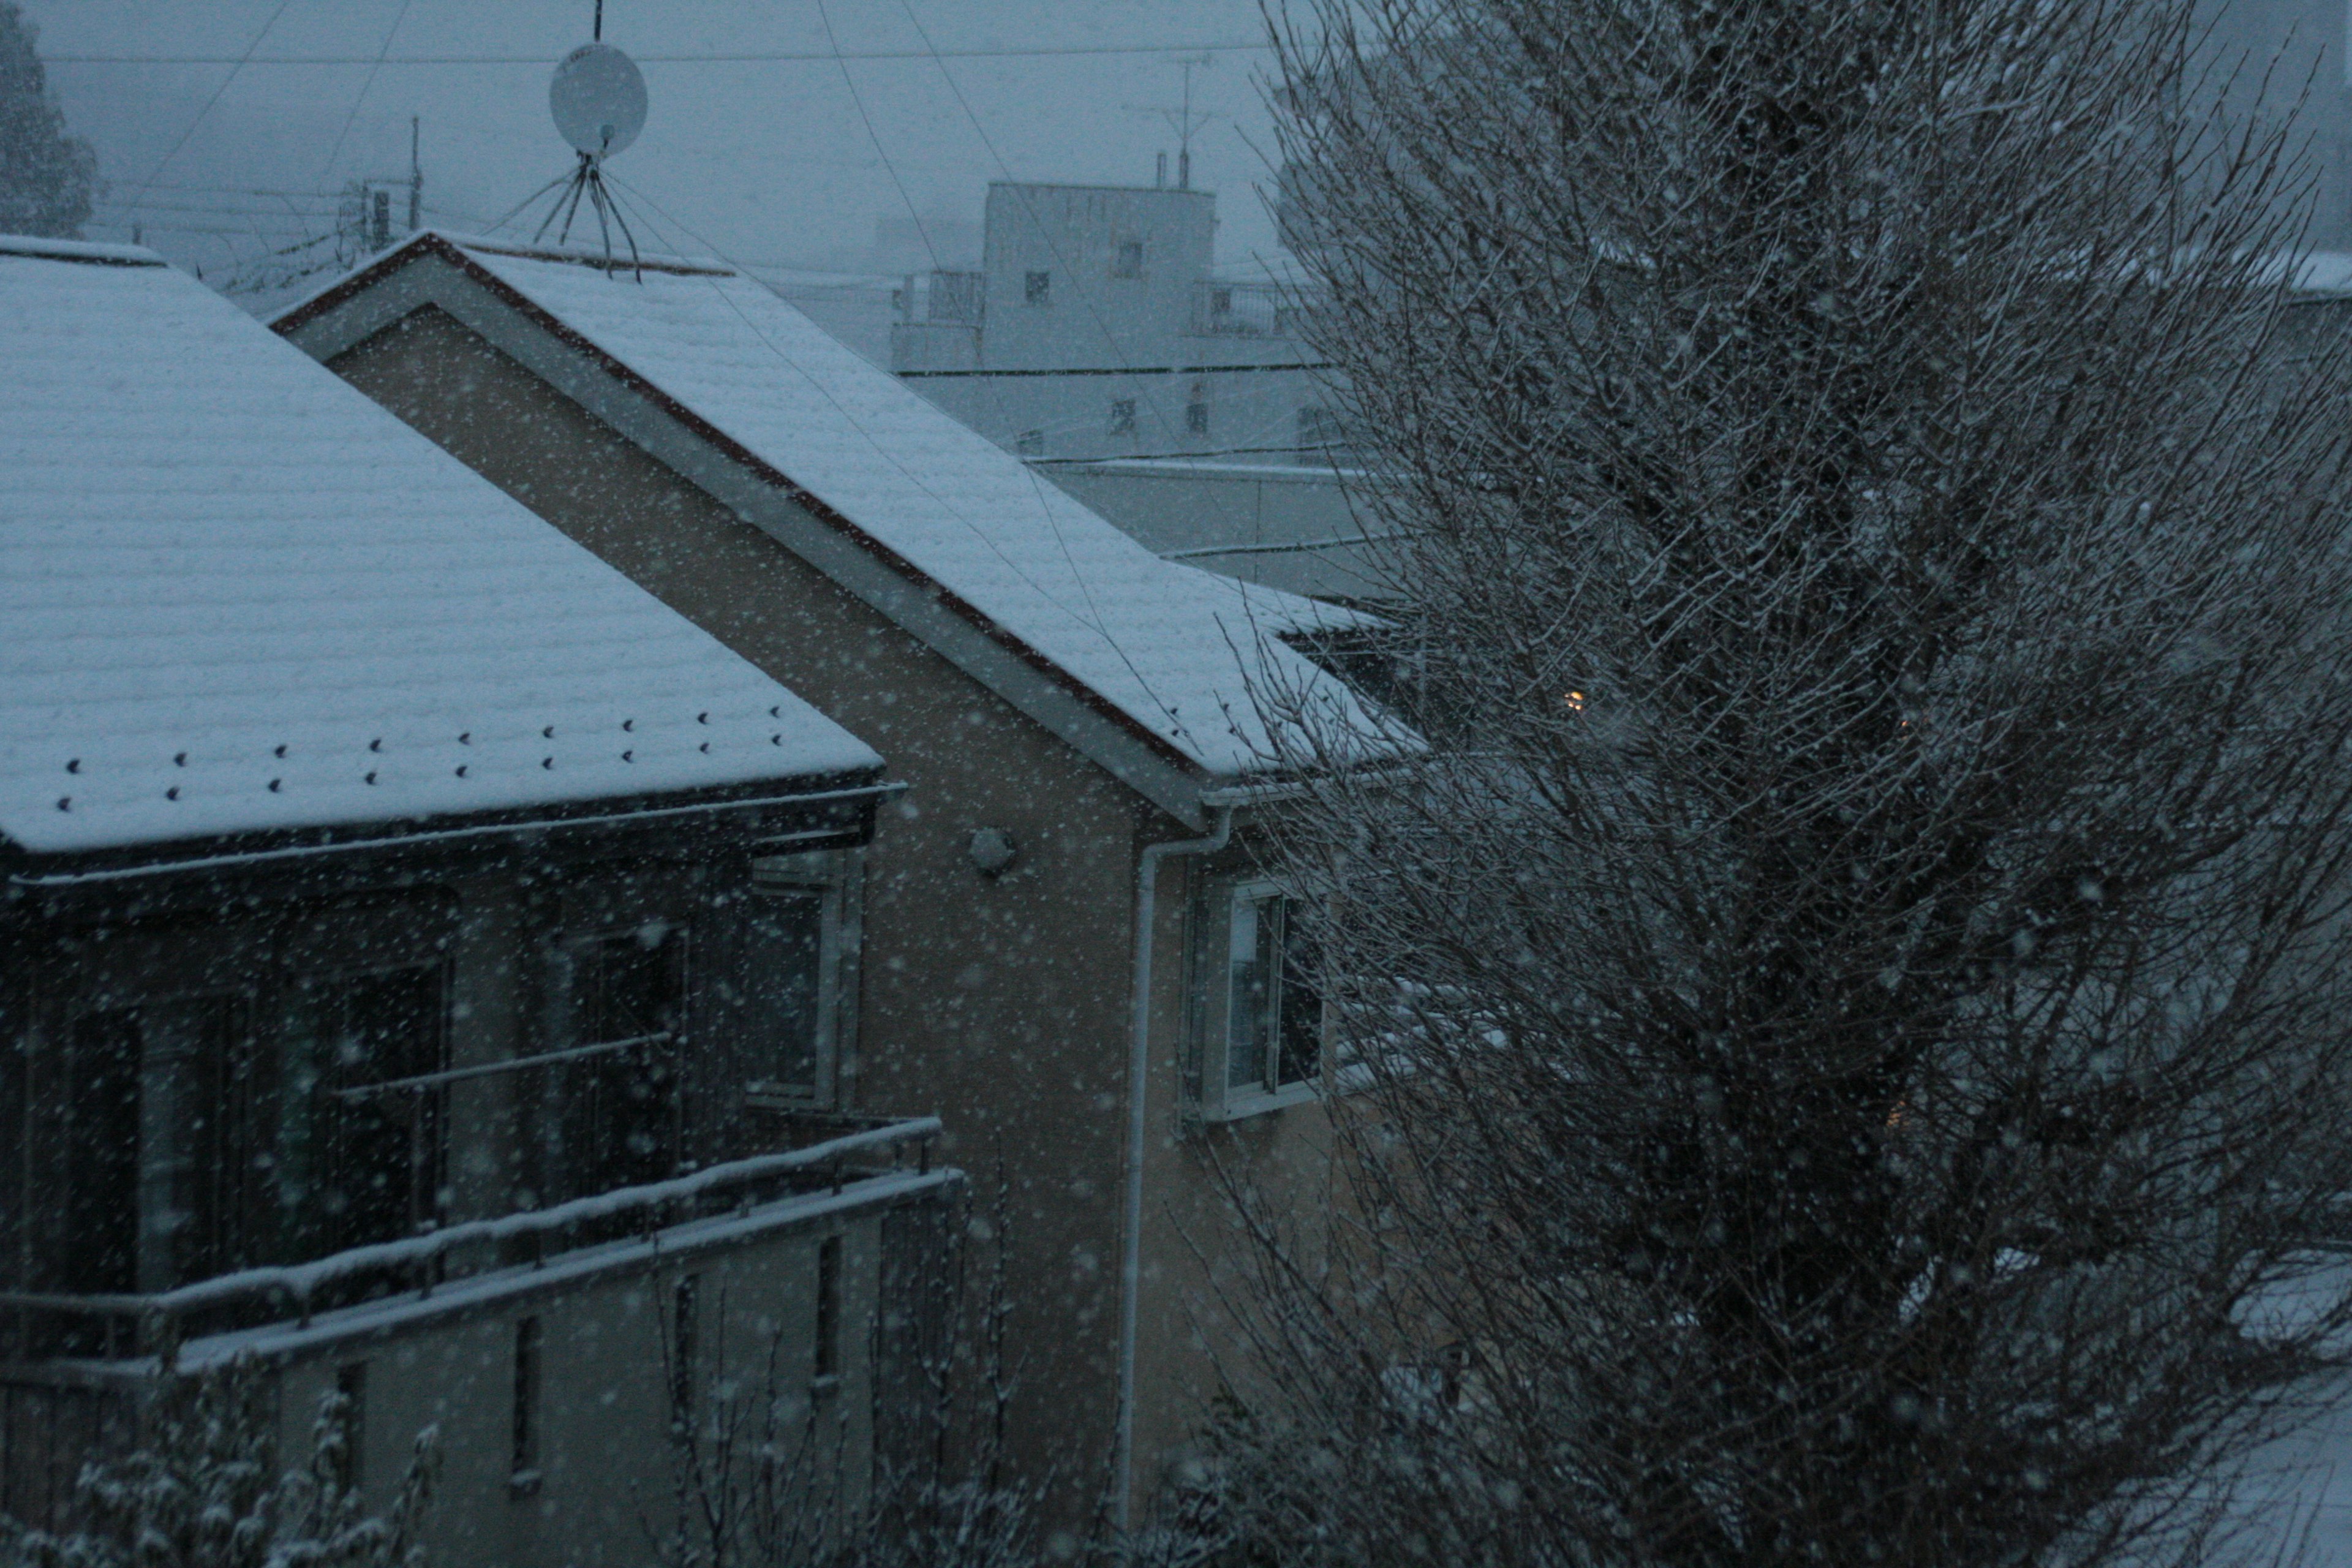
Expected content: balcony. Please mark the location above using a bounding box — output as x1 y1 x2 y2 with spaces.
0 1112 943 1365
1191 281 1317 339
895 269 986 326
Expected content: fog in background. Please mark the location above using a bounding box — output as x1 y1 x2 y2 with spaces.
23 0 1286 340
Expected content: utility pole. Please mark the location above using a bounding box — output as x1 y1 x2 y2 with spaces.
407 116 422 233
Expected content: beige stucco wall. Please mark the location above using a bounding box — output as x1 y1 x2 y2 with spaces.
324 304 1346 1523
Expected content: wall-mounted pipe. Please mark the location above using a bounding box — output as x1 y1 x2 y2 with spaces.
1114 803 1234 1534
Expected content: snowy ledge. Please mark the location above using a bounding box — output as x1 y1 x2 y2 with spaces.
0 234 164 266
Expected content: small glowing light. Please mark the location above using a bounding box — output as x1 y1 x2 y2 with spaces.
1564 690 1586 714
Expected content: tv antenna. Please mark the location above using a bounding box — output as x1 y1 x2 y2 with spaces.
1125 54 1217 190
518 1 647 273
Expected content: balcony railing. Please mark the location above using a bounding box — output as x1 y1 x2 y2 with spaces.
897 269 986 326
1192 281 1317 338
0 1113 941 1364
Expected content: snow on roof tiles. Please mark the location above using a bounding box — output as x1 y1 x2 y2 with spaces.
0 241 881 859
402 235 1385 779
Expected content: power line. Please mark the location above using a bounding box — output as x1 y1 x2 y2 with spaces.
122 0 296 209
45 40 1271 67
316 0 416 180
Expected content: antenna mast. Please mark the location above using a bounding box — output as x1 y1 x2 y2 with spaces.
1125 55 1218 192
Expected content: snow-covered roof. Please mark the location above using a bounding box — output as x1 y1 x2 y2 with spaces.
0 235 882 861
281 233 1392 785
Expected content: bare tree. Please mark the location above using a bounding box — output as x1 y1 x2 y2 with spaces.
1202 0 2352 1563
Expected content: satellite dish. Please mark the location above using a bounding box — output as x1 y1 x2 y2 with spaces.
550 42 647 160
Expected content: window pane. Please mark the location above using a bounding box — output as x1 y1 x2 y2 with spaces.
558 929 686 1196
1227 894 1277 1091
59 1009 141 1292
1276 899 1323 1088
745 892 824 1093
283 968 445 1258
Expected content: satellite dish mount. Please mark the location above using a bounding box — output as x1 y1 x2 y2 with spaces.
527 26 649 274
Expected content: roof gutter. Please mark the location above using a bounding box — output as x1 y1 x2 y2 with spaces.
1115 802 1233 1536
6 779 904 889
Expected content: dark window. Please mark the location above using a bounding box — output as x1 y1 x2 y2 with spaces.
1112 240 1144 279
511 1316 542 1480
1186 400 1210 437
61 997 263 1292
554 926 687 1198
670 1275 701 1424
284 967 446 1258
1226 892 1322 1095
1109 398 1138 435
59 1009 143 1292
744 892 824 1096
58 978 437 1292
1023 270 1051 306
333 1362 366 1491
815 1234 843 1380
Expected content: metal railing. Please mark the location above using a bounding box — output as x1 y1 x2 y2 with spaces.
897 269 986 326
0 1114 941 1363
1192 281 1316 338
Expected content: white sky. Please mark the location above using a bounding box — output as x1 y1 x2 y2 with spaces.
23 0 1294 281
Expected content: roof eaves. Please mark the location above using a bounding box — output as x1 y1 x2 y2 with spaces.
2 766 892 889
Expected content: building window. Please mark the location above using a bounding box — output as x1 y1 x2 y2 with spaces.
1024 270 1051 306
511 1316 543 1488
1016 429 1045 457
1186 399 1210 437
333 1362 366 1491
670 1275 701 1424
744 851 858 1107
743 891 824 1098
52 974 443 1294
1226 889 1322 1096
1109 398 1138 435
815 1233 843 1383
1112 240 1144 279
287 967 448 1259
1197 882 1325 1120
551 925 687 1199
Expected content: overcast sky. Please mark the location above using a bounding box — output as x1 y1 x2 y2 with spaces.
24 1 1292 283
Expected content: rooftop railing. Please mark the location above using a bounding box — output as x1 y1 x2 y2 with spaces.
1192 281 1317 338
897 270 986 326
0 1112 941 1365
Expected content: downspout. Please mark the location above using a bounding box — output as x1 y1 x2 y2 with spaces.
1114 802 1234 1536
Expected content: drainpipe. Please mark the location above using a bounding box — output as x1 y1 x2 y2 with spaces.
1114 802 1234 1536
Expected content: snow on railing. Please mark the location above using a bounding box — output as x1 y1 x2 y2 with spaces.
0 1115 941 1351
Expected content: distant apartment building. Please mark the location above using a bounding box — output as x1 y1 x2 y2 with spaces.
890 180 1388 602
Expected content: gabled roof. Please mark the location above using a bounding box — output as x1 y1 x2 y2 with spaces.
0 235 882 863
276 233 1398 819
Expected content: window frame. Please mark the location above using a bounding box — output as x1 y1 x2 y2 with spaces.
743 846 861 1111
1189 876 1330 1124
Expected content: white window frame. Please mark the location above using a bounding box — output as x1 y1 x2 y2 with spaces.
1192 876 1329 1123
745 846 862 1110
